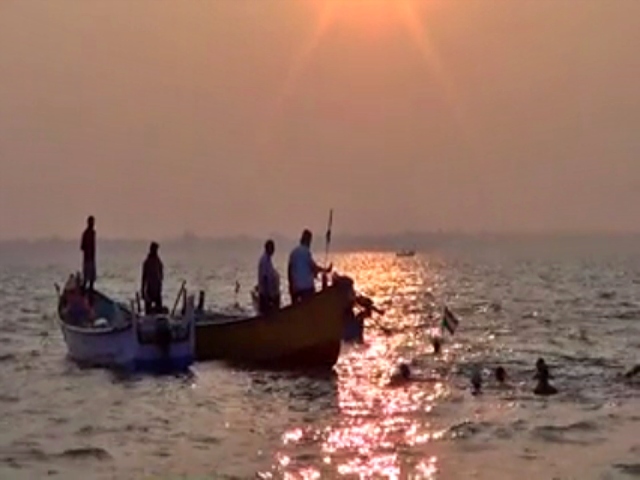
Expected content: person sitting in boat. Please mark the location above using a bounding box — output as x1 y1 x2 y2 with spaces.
287 229 332 303
67 295 95 326
257 239 281 315
141 242 164 314
63 276 95 325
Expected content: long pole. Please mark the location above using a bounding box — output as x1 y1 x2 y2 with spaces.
171 280 187 316
324 208 333 267
321 209 333 289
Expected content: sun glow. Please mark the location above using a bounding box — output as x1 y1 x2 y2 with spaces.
312 0 426 35
258 0 463 145
263 253 449 478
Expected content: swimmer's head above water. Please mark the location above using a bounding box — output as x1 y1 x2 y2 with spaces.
470 366 482 395
533 358 557 396
431 336 442 355
387 362 412 386
398 363 411 380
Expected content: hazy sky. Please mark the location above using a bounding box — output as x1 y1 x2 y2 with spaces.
1 0 640 239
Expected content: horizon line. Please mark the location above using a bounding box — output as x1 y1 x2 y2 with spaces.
3 229 640 244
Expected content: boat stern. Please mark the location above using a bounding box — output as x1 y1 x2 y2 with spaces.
134 295 196 373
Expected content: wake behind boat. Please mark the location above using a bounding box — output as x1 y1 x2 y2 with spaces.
56 274 195 373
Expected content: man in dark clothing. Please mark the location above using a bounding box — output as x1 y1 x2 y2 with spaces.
257 239 280 315
80 216 96 296
141 242 164 314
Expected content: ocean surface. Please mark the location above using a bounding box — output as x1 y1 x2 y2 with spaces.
1 237 639 480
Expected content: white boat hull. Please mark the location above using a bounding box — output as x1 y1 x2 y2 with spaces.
59 321 137 370
57 281 195 373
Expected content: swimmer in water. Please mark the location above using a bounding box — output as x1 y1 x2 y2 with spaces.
388 363 412 386
533 358 558 396
431 336 442 355
494 366 507 386
470 366 482 395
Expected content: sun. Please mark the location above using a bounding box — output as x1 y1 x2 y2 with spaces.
258 0 463 146
286 0 453 100
312 0 425 37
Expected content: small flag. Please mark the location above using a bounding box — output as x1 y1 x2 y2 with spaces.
441 306 460 335
325 209 333 245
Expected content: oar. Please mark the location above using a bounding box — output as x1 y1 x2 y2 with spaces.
171 280 187 316
371 317 441 337
371 316 394 336
355 295 436 337
135 292 142 314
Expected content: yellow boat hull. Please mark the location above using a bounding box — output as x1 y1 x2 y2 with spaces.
195 284 350 370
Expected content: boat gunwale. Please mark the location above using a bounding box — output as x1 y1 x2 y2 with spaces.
57 288 134 336
58 291 196 336
196 284 344 327
56 315 133 336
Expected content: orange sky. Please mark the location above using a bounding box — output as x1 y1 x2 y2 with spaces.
1 0 639 239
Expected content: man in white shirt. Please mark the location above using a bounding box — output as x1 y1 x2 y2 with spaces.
257 239 280 315
287 229 332 303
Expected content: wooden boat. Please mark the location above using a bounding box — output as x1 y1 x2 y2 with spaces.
195 282 352 370
56 275 195 373
56 281 137 370
396 249 416 258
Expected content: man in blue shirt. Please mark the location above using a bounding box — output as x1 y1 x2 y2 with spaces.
287 229 332 303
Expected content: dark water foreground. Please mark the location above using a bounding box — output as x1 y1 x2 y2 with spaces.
1 241 639 479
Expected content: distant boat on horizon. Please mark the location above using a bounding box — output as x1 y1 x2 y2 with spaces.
396 249 416 258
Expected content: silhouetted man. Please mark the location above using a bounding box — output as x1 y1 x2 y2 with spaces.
80 216 96 295
141 242 164 314
257 239 280 315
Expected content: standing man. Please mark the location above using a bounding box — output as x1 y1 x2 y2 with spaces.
257 239 280 315
80 215 96 296
287 229 332 303
141 242 164 314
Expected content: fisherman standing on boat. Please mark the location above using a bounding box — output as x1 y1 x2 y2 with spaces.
287 229 332 303
80 215 97 298
141 242 164 314
257 239 281 315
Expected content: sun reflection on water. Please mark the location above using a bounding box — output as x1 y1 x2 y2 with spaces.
265 253 455 478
